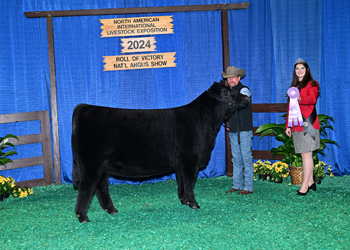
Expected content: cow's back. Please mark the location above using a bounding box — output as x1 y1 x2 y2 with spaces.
71 96 218 178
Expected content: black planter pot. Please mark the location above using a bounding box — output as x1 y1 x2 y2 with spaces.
269 177 283 183
313 175 322 184
258 174 269 181
0 193 10 201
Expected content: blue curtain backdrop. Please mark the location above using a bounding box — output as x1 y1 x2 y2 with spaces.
1 0 349 185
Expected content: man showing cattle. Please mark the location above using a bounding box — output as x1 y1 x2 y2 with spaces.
223 66 254 195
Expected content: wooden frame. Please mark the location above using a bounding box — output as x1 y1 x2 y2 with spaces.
252 103 288 159
24 3 250 182
0 111 54 188
225 103 288 177
24 3 250 18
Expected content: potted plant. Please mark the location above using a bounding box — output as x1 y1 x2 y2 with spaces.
0 175 34 200
313 161 333 184
0 134 19 169
254 159 272 180
255 113 339 184
269 161 289 183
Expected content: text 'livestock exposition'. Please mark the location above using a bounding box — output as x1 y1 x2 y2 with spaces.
100 16 174 37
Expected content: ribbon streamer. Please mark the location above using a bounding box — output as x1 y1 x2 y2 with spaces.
287 87 304 127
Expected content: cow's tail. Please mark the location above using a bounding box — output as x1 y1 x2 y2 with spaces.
71 104 89 189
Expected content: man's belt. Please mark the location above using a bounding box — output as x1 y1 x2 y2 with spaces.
302 107 317 140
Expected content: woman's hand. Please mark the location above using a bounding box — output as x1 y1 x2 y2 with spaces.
286 127 292 137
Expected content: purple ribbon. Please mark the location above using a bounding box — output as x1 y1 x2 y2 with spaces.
287 87 304 127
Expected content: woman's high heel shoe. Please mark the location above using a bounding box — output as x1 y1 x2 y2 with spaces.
297 190 308 196
308 183 317 192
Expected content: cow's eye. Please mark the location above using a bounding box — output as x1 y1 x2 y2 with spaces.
222 89 228 95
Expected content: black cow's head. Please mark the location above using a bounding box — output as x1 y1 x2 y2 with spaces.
208 81 249 118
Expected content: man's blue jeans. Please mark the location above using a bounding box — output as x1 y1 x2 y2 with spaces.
229 130 254 192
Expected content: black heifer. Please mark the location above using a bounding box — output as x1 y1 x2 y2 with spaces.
72 81 248 223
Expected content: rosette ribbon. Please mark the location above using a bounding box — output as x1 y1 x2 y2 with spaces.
287 87 304 127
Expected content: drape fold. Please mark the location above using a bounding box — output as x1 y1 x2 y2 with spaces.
0 0 349 183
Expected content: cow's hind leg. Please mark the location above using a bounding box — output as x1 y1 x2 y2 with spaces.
75 168 105 223
95 172 118 215
75 178 97 223
175 170 185 203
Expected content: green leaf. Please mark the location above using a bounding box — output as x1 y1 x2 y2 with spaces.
1 134 19 142
0 158 14 166
255 123 279 133
3 150 17 158
258 129 275 140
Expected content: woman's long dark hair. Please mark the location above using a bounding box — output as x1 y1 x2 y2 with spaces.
290 61 318 91
287 61 320 102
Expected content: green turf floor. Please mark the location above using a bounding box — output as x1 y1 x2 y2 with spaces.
1 175 349 249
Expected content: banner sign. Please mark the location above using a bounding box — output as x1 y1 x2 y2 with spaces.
100 16 174 37
102 52 176 71
121 37 156 53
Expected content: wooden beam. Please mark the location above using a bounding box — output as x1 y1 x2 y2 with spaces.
24 3 249 18
0 110 45 123
40 110 54 185
221 10 230 71
16 178 48 188
252 150 284 160
252 103 288 113
47 17 62 185
0 157 43 171
221 9 233 177
7 134 42 146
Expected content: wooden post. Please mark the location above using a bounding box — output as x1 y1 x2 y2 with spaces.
221 10 233 177
46 17 62 185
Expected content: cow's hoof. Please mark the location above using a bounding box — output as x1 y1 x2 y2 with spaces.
189 204 200 210
104 207 118 215
78 218 91 223
181 200 190 205
77 214 90 223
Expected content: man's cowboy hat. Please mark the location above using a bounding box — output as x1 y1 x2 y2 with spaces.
222 66 246 79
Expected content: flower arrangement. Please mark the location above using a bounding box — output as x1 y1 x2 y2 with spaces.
269 161 289 182
0 175 15 196
13 185 33 198
254 160 272 175
0 175 33 199
313 161 333 183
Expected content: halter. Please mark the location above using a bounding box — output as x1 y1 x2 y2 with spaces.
215 96 237 106
207 83 238 107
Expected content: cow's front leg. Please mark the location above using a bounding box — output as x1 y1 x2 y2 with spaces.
179 163 200 209
95 172 118 215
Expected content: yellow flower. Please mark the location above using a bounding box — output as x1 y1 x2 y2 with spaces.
330 173 334 177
